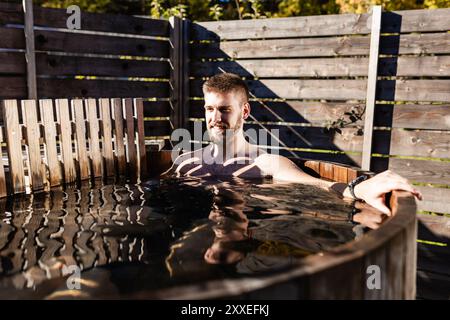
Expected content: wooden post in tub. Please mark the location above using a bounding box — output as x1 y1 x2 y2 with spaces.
134 98 147 180
2 100 25 194
22 99 44 191
0 126 7 197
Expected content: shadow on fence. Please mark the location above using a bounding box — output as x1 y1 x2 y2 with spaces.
188 22 388 167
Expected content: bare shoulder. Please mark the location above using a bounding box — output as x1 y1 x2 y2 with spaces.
254 153 297 175
254 153 318 183
254 153 292 165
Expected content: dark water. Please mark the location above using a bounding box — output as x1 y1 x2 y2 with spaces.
0 176 361 299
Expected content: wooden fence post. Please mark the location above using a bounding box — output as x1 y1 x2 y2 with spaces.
182 19 190 130
361 5 382 171
2 100 25 194
23 0 37 99
169 16 190 132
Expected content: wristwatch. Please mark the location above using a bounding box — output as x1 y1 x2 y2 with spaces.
347 175 369 201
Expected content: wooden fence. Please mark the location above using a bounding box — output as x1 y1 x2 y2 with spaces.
188 8 450 216
0 97 147 197
0 3 448 299
0 1 173 144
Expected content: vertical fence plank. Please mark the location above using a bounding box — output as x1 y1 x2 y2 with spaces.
170 16 181 130
0 127 7 197
72 99 90 181
134 98 147 179
86 98 102 178
22 100 44 191
169 16 190 131
361 6 382 171
2 100 25 194
56 99 76 183
113 98 126 176
124 98 137 180
23 0 37 99
40 99 62 187
100 98 115 177
182 19 190 130
181 20 192 129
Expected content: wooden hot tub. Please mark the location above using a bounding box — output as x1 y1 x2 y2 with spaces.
141 150 418 299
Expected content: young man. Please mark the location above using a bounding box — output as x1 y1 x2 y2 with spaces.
166 73 422 215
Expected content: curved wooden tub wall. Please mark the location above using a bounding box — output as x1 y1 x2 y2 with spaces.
141 150 418 300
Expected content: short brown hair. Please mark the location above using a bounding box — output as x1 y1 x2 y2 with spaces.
202 73 249 102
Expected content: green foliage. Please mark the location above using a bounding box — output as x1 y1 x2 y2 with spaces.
242 0 267 19
33 0 450 19
209 4 224 21
275 0 340 17
150 0 213 21
335 0 450 13
325 106 365 136
35 0 140 14
150 0 164 18
424 0 450 9
165 3 188 18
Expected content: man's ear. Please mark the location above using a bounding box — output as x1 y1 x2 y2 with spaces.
242 102 251 120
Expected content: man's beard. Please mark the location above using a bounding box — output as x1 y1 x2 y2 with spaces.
207 118 242 145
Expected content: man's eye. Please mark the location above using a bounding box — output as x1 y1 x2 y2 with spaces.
205 107 213 111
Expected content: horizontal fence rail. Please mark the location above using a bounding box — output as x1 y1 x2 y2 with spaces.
0 2 171 100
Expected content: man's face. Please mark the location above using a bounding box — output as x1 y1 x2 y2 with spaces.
204 90 249 144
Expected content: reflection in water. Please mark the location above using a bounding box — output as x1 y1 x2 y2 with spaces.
0 177 362 299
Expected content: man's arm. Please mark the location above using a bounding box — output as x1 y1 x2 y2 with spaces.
255 154 422 215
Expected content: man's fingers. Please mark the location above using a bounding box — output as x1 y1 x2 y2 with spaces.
355 202 383 217
413 189 423 201
354 201 366 210
392 181 423 201
353 212 384 229
368 198 392 216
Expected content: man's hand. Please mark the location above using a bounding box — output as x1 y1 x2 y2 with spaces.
353 170 422 215
352 201 389 229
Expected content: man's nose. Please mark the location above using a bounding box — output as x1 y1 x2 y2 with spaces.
212 108 222 121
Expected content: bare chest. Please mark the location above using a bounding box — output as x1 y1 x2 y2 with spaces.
177 161 267 178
